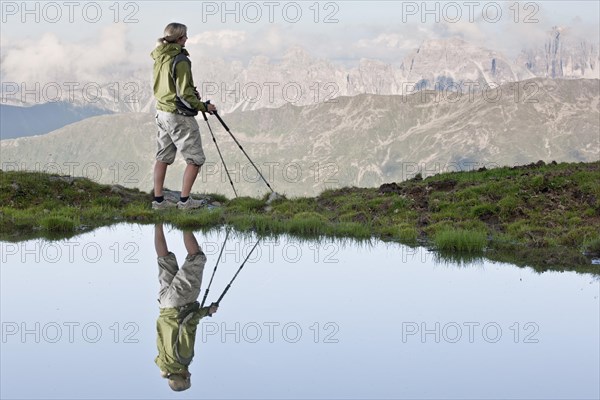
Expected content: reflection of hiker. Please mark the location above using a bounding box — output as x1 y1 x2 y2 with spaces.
151 22 217 210
154 223 218 392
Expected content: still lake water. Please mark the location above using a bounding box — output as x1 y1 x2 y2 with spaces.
1 224 598 399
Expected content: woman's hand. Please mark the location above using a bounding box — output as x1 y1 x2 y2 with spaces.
208 303 219 316
203 100 217 114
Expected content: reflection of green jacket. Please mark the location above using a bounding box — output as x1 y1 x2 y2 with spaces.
155 302 211 374
150 43 208 114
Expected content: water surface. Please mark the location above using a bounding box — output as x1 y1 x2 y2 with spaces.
1 224 598 399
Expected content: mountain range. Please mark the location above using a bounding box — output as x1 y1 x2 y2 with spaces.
1 32 598 121
1 78 597 197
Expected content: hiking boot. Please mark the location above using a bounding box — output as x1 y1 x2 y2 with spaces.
152 200 176 210
177 197 207 210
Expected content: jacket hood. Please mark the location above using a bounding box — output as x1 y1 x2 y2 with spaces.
151 43 189 62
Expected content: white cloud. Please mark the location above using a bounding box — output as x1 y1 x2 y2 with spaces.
187 30 246 49
1 1 597 89
349 28 428 63
1 24 132 84
358 33 402 48
185 25 294 63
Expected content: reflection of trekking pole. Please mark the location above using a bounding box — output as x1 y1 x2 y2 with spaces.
215 239 260 306
200 227 230 308
212 111 275 194
201 111 238 198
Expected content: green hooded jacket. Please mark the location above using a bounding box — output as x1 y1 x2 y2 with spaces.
151 43 208 114
155 303 211 374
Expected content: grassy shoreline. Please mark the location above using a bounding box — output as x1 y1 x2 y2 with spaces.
1 161 599 274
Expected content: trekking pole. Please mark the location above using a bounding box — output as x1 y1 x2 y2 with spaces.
214 239 260 306
200 227 231 308
212 110 275 194
201 111 238 198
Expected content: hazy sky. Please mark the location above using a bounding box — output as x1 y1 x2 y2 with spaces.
1 1 599 84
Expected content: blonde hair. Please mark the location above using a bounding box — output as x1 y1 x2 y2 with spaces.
156 22 187 46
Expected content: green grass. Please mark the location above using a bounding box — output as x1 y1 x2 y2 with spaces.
39 215 77 232
434 229 487 253
287 215 327 236
172 208 224 229
1 207 39 230
226 197 265 213
397 225 419 244
582 236 600 256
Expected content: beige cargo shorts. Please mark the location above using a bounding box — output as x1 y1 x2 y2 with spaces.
157 251 207 309
155 110 206 166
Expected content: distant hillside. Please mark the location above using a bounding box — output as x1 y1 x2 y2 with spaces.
0 78 598 197
0 102 110 139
